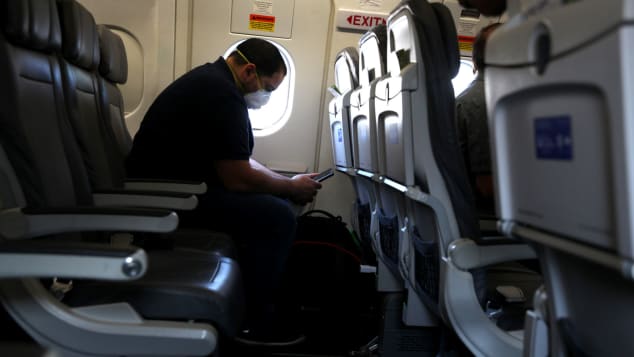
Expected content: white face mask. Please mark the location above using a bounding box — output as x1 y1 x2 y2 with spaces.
244 89 271 109
235 49 273 109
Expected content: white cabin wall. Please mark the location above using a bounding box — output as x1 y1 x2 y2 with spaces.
174 0 194 79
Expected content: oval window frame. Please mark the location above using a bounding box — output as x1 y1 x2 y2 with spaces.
224 40 295 137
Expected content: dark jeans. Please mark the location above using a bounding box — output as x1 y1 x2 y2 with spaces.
181 188 297 331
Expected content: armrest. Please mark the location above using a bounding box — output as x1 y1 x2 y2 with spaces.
0 240 147 280
0 206 178 239
123 178 207 194
335 167 356 176
1 280 217 356
448 238 537 271
93 190 198 210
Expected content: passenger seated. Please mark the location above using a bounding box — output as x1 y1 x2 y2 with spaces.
455 23 542 319
125 38 322 345
455 23 501 217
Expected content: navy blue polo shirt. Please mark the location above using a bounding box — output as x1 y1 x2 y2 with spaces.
126 57 254 188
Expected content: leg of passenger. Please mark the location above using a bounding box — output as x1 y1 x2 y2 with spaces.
185 189 297 334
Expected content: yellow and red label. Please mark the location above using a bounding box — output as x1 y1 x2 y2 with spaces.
249 14 275 32
458 35 475 53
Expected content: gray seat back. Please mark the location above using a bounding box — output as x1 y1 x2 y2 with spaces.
349 26 388 260
351 25 387 174
97 24 132 183
487 1 634 356
0 0 91 208
57 0 123 191
328 47 359 171
378 0 478 256
384 0 463 314
373 0 469 324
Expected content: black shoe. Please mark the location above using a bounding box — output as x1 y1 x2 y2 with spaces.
234 328 306 347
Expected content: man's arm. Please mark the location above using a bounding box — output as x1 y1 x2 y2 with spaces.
214 159 321 204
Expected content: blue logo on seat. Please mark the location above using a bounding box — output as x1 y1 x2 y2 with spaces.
534 115 573 160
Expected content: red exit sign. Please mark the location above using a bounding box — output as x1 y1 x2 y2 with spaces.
336 9 388 31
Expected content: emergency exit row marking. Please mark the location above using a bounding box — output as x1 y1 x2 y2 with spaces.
346 15 386 27
249 14 275 32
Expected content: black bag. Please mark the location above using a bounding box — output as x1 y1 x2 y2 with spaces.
294 209 362 266
284 210 362 307
280 210 377 346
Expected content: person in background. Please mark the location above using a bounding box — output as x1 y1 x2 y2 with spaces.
455 23 502 216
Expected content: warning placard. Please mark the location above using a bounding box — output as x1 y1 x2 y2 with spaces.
458 35 475 53
253 0 273 15
458 20 478 37
249 14 275 32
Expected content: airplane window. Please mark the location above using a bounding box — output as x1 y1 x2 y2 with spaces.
452 59 478 97
224 40 295 137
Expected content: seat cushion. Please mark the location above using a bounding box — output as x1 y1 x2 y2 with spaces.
485 261 543 331
63 249 245 336
132 229 239 260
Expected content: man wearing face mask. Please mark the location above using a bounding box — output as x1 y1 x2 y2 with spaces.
126 38 321 345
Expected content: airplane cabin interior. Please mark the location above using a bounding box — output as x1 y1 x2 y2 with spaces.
0 0 632 356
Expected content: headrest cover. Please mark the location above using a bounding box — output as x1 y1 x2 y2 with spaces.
370 24 387 74
97 25 127 84
334 47 359 92
369 24 388 73
58 0 100 70
432 3 460 79
1 0 61 52
358 25 387 86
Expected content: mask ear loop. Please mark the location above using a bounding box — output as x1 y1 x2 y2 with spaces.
237 49 264 91
236 49 251 64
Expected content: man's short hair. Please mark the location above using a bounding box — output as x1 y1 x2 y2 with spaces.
472 23 502 72
230 38 287 77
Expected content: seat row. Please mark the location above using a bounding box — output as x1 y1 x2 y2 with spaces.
328 0 542 356
0 0 243 355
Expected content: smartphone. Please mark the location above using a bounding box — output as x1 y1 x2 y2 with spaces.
313 168 334 182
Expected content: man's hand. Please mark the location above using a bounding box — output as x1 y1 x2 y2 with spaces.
288 173 322 205
215 159 323 204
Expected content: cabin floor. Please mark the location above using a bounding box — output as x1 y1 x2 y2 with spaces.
219 292 453 357
0 292 471 357
221 294 382 357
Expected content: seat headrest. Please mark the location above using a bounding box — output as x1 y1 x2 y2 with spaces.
431 3 460 79
369 24 388 74
57 0 99 70
97 25 127 84
0 0 62 52
334 47 359 92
